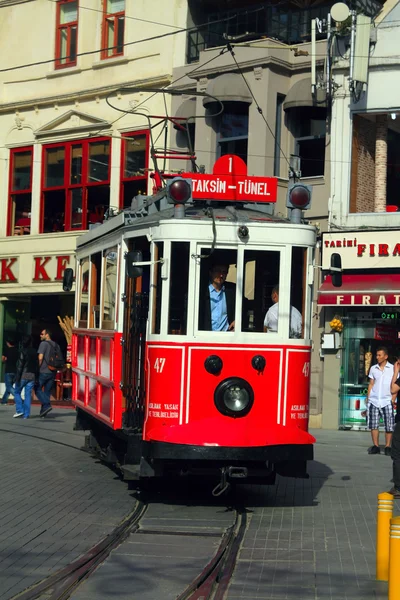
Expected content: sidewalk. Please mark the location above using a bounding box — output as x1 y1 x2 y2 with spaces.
0 405 398 600
0 406 135 600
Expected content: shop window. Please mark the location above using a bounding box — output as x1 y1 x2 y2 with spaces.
55 0 78 69
90 252 102 329
120 131 149 209
79 257 89 327
8 147 33 236
151 242 164 334
289 247 306 339
102 0 125 59
217 102 248 165
198 249 237 332
291 107 326 177
102 247 118 329
168 242 190 335
41 138 110 233
242 250 280 333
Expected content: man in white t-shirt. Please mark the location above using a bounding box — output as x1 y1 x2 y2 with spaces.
366 346 396 455
263 285 302 338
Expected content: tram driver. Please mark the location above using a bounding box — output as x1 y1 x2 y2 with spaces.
199 262 236 332
264 285 302 338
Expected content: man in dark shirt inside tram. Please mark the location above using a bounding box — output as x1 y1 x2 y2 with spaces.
200 262 235 331
389 359 400 497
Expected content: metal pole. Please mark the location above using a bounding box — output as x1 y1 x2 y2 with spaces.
349 10 357 94
389 516 400 599
288 154 301 223
326 13 332 99
376 492 394 581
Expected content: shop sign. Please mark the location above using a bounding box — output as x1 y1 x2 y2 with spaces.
322 231 400 270
374 324 399 341
321 293 400 306
0 255 72 284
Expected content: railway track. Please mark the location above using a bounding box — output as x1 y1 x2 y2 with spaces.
3 427 246 600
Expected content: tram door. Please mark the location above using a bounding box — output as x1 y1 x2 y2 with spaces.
122 236 150 431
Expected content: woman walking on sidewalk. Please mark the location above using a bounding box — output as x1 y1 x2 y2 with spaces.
13 335 38 419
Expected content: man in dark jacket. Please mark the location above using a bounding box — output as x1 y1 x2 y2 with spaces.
1 338 18 405
389 360 400 497
199 263 236 331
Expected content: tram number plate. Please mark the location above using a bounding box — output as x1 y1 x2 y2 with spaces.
154 358 166 373
302 362 310 377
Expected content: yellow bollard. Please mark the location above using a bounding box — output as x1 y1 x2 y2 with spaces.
376 492 394 581
389 516 400 600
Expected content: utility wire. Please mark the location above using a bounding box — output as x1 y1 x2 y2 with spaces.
0 6 265 74
226 42 295 178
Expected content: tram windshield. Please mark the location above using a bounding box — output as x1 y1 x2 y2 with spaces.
241 250 280 333
198 250 237 332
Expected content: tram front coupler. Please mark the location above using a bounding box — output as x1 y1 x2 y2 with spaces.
212 466 248 496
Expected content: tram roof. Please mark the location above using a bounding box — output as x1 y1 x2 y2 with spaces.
77 205 314 250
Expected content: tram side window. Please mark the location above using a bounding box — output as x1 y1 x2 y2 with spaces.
79 257 89 328
242 250 280 333
90 252 102 328
290 246 307 339
168 242 189 335
151 242 164 334
102 247 118 330
198 249 237 332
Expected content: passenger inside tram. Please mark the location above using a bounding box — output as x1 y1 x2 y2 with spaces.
263 285 302 338
198 252 237 332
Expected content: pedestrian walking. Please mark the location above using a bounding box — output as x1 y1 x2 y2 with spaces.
366 346 396 455
1 337 18 405
389 360 400 497
35 328 58 417
13 335 38 419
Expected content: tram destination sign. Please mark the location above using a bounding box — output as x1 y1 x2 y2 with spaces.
182 155 278 203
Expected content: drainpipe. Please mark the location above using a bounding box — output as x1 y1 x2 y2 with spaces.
374 115 388 212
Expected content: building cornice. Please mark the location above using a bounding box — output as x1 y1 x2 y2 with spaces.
0 74 172 114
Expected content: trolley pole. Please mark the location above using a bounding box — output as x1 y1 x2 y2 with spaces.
288 154 301 224
376 492 394 581
389 516 400 599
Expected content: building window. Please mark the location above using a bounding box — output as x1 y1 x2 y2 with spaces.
41 138 110 233
120 131 149 209
55 0 78 69
102 0 125 59
217 102 249 165
292 107 326 177
274 94 285 177
8 147 33 236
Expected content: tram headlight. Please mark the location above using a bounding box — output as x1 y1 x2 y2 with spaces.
214 377 254 418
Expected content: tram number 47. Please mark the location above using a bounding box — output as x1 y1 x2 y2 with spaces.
302 362 310 377
154 358 166 373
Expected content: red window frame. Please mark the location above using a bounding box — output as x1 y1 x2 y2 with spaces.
101 0 125 60
40 137 111 233
7 146 33 237
120 130 150 209
55 0 79 69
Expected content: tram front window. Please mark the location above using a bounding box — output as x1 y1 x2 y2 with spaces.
198 250 237 332
242 250 280 333
290 246 307 339
168 242 189 335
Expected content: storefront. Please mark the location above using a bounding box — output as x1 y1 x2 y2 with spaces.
319 230 400 429
0 233 79 396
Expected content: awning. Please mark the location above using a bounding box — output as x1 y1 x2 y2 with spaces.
283 77 326 111
172 97 196 130
203 73 253 106
318 274 400 306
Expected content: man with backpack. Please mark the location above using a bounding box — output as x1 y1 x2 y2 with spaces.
36 328 64 418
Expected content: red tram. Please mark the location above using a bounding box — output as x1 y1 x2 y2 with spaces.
69 160 316 490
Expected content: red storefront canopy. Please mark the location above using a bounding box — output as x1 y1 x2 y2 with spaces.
318 274 400 306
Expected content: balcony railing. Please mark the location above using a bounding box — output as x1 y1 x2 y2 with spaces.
187 0 384 63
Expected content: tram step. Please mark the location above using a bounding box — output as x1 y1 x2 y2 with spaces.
120 464 141 480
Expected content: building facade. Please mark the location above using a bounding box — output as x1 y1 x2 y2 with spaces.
319 0 400 429
0 0 187 392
